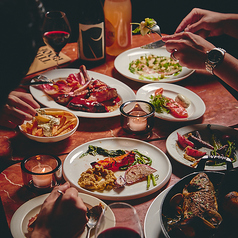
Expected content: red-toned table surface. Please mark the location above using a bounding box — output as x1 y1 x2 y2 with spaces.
1 34 238 235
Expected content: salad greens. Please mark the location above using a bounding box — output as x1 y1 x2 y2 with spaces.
149 94 170 114
131 18 157 35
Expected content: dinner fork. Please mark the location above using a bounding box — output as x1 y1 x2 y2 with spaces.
146 24 162 37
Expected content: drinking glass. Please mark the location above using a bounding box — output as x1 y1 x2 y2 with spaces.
95 202 144 238
42 11 71 68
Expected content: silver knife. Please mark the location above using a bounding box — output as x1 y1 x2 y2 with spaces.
140 40 165 49
20 81 54 86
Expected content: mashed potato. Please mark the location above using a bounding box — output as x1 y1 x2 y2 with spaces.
78 165 116 191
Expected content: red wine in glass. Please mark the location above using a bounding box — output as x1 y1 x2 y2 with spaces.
97 227 141 238
42 11 71 68
43 31 70 55
95 202 144 238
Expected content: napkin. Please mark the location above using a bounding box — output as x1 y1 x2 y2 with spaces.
26 46 71 75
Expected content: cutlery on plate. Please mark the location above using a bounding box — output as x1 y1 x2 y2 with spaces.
140 39 165 49
141 24 165 49
21 75 54 86
86 205 103 238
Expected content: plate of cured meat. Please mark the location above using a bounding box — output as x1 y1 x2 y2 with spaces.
10 193 114 238
63 137 172 200
136 83 205 122
30 67 136 118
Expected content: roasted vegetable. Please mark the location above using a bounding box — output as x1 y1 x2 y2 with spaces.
80 145 126 158
91 151 136 172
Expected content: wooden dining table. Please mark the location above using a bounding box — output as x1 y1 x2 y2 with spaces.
0 33 238 237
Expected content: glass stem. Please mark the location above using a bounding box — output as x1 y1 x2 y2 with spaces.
55 53 60 69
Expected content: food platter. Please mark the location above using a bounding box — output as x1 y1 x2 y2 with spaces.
63 137 172 200
10 193 114 238
144 187 170 238
166 124 238 170
136 83 206 122
30 68 136 118
114 47 194 83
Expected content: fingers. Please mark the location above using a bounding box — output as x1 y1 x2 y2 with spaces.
4 104 33 122
13 91 40 109
8 92 40 117
44 182 71 203
171 50 178 61
175 9 199 33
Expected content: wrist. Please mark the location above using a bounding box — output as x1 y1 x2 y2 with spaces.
205 48 226 75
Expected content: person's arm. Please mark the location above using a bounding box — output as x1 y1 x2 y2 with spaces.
162 32 238 92
0 91 40 128
213 53 238 92
31 182 88 238
175 8 238 39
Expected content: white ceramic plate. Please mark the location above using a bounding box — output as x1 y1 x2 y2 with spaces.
30 68 136 118
144 187 170 238
10 193 114 238
166 124 238 170
136 83 206 122
63 137 172 200
114 47 194 83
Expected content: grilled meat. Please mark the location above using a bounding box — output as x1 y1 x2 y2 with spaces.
182 173 218 220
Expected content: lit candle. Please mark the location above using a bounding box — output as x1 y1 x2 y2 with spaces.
32 164 53 188
128 111 147 132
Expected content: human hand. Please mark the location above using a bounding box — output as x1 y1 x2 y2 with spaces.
175 8 226 38
0 91 40 128
162 32 215 70
31 182 88 238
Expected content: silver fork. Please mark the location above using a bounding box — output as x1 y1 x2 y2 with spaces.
146 24 162 37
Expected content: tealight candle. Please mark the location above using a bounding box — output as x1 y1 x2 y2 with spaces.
128 111 147 132
32 164 53 188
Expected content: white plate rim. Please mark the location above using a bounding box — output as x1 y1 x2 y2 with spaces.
30 68 136 118
63 137 172 200
10 192 114 238
114 47 195 83
136 83 206 122
144 187 170 238
166 124 238 170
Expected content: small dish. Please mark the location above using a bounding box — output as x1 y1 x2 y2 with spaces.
166 124 238 170
136 83 205 122
19 108 79 143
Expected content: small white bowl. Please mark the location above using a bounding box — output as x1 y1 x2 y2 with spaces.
19 108 79 143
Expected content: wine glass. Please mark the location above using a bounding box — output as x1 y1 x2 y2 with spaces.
42 11 71 68
95 202 144 238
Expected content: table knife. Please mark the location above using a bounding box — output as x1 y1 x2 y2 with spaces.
140 40 165 49
20 81 54 86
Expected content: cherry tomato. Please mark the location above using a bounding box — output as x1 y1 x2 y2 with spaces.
177 132 194 149
185 146 206 158
155 88 164 96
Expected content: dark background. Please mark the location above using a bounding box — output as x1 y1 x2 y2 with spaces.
41 0 238 57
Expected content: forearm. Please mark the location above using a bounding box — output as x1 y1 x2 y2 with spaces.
222 14 238 39
213 53 238 92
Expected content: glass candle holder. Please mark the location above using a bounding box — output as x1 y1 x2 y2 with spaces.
21 154 62 192
120 100 155 135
